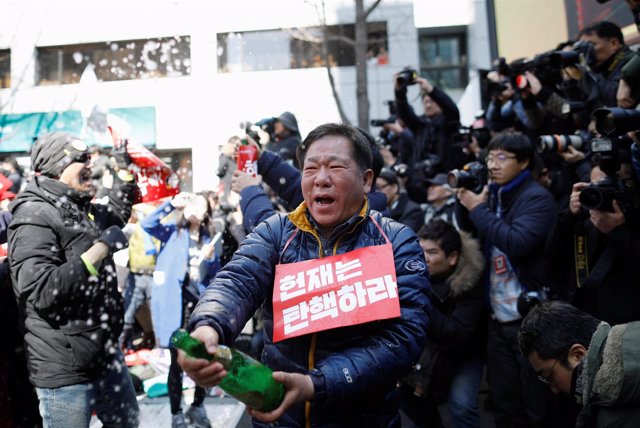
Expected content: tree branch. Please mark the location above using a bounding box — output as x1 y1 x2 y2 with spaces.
364 0 383 20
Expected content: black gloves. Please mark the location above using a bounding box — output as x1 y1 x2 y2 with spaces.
98 225 129 252
110 140 132 170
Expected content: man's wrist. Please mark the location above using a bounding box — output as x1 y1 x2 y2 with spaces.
307 369 326 402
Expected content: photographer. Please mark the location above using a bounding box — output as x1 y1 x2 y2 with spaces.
568 21 634 109
400 220 485 428
375 168 423 233
455 132 557 427
393 70 463 174
544 157 640 325
378 119 419 168
485 68 531 133
263 111 302 169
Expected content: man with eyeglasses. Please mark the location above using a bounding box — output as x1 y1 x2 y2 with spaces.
8 132 139 427
456 132 557 427
519 301 640 427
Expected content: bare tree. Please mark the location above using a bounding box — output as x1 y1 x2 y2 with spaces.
296 0 382 126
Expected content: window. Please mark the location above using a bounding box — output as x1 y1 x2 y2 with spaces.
217 22 388 73
0 50 9 89
37 35 190 85
418 27 468 90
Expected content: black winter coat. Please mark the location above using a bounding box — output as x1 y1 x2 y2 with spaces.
389 193 423 233
8 176 134 388
544 209 640 325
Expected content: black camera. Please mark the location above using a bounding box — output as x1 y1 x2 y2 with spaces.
579 137 630 213
396 66 418 89
255 116 276 133
517 288 550 318
579 176 627 213
593 108 640 137
240 121 261 143
448 161 488 194
415 154 443 179
370 117 397 127
536 134 585 153
488 78 511 96
548 40 596 69
371 100 398 127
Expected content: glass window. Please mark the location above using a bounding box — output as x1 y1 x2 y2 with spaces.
37 35 191 85
418 28 467 89
218 22 388 73
0 50 10 89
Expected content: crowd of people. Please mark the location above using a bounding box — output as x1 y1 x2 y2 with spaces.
0 10 639 428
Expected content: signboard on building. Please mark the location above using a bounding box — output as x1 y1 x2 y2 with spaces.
0 106 156 153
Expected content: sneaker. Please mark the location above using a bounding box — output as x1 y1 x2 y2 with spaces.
186 404 212 428
171 412 188 428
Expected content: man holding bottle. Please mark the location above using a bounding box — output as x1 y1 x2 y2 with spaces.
178 123 431 426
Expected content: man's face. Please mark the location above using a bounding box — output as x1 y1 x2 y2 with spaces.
528 351 582 395
487 149 528 186
423 95 442 118
427 184 453 204
579 33 620 66
419 238 457 278
301 136 373 232
376 178 397 206
274 120 286 137
59 159 93 193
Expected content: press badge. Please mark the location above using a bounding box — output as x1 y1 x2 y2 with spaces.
493 255 507 275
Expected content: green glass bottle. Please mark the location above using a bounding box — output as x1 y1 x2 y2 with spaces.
170 329 285 412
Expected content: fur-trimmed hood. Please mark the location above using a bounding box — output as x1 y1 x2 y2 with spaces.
448 230 485 297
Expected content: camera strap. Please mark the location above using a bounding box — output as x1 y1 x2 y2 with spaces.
574 230 615 289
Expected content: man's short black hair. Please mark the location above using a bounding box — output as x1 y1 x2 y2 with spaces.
417 219 461 257
297 123 373 173
487 132 535 169
519 301 600 364
581 21 624 45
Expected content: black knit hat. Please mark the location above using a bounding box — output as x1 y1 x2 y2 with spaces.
31 132 91 178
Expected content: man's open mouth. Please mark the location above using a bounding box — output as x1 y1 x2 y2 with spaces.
315 197 335 206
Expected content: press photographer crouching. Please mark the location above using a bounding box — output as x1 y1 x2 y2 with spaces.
544 108 640 325
399 220 485 428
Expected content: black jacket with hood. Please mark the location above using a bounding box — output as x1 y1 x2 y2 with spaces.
401 230 485 402
8 175 134 388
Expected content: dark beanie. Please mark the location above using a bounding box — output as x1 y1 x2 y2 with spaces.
31 132 91 178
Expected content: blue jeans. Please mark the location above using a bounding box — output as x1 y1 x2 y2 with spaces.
36 351 139 428
447 357 484 428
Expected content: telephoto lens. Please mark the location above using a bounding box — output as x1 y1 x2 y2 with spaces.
594 108 640 136
536 135 584 153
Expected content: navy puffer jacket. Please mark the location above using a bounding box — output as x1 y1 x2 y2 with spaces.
189 199 431 427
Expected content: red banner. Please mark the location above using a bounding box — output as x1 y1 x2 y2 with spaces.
272 243 400 343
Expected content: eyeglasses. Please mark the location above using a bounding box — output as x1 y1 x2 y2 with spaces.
486 153 517 164
377 183 390 190
537 359 559 385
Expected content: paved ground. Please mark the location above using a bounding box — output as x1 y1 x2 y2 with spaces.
90 378 496 427
90 393 249 428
